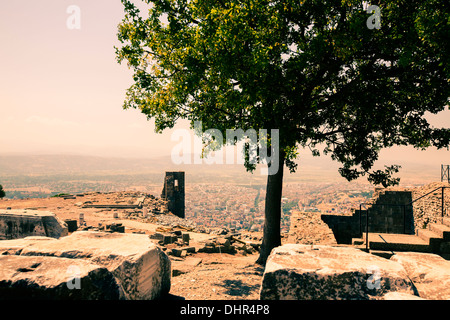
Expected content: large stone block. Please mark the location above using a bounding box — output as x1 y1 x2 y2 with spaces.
0 236 55 255
0 255 123 300
0 209 68 240
382 292 426 300
390 252 450 300
1 231 171 300
260 244 416 300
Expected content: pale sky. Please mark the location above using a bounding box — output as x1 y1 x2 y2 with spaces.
0 1 448 175
0 0 186 158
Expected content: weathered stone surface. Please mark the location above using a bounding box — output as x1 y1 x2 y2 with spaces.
0 255 123 300
0 209 68 240
288 210 337 245
260 244 415 300
0 236 55 255
3 231 171 300
383 292 426 300
390 252 450 300
172 257 203 277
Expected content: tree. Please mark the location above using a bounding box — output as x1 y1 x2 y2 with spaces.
116 0 450 264
0 185 5 199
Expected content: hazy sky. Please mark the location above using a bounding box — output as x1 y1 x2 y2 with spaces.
0 0 187 158
0 1 448 173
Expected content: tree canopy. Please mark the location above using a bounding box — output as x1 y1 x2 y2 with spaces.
116 0 450 263
0 185 5 199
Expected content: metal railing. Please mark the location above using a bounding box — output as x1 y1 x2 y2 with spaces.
360 186 450 251
442 165 450 183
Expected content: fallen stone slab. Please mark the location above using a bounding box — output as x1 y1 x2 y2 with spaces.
0 209 68 240
390 252 450 300
260 244 416 300
149 232 165 241
171 248 187 258
0 255 123 300
5 231 171 300
171 246 196 257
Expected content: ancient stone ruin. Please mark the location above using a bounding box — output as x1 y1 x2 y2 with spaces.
161 171 185 219
1 180 449 300
320 183 450 258
321 190 415 244
0 209 68 240
0 231 171 300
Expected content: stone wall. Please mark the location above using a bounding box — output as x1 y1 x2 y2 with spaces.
398 182 450 230
287 210 337 245
161 172 185 219
0 209 68 240
320 213 361 244
321 191 414 244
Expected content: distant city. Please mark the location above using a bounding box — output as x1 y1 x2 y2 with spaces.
0 173 397 233
183 182 375 233
0 154 435 233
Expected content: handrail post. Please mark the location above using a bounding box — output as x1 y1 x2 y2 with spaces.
442 187 445 224
403 204 406 234
365 205 369 252
359 204 362 236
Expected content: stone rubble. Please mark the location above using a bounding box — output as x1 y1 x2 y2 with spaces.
3 189 450 300
149 224 262 260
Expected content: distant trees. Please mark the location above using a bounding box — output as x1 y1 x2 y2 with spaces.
282 200 298 215
0 185 5 199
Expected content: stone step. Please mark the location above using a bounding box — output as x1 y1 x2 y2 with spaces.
369 250 395 259
429 223 450 241
417 229 443 251
440 242 450 254
367 233 432 253
352 238 364 246
417 228 442 242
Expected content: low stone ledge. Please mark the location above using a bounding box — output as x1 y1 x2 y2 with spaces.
260 244 416 300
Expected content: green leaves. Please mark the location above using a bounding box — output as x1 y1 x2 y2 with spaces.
116 0 450 186
0 184 5 199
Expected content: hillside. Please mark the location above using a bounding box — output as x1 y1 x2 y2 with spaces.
0 153 441 184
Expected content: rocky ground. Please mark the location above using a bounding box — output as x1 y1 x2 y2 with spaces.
168 253 264 300
0 193 265 300
0 191 342 300
2 184 449 300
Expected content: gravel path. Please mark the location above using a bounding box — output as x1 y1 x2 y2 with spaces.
168 253 264 300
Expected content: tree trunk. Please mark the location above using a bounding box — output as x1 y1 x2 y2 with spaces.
256 150 285 265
